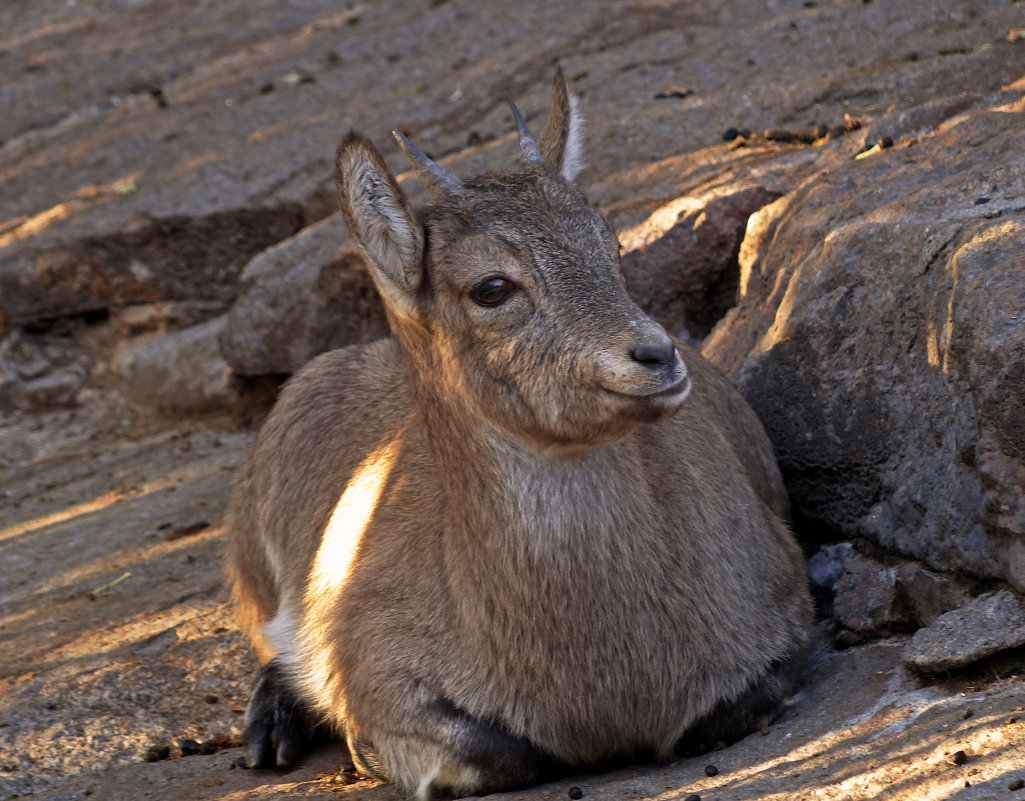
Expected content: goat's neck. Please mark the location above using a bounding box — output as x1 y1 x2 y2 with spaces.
415 383 651 561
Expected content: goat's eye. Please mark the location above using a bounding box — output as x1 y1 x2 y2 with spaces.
469 277 517 307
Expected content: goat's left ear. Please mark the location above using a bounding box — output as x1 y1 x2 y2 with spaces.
336 133 424 318
539 68 585 182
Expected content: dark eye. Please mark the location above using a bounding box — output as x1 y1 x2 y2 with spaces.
469 276 517 307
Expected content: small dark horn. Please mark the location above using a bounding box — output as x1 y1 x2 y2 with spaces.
510 103 543 163
392 130 463 196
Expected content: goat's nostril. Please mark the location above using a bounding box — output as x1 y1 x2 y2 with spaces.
630 337 677 367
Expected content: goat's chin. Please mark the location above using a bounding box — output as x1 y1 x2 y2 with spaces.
601 374 692 416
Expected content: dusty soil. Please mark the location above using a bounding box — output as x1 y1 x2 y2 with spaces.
3 1 1025 800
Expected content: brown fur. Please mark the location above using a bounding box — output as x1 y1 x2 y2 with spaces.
226 72 812 799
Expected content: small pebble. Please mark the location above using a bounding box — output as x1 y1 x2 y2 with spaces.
764 128 800 142
878 135 893 149
568 787 584 799
952 750 969 765
653 88 693 100
1009 778 1024 791
144 743 171 762
204 694 219 704
179 738 201 756
149 87 168 109
704 764 719 777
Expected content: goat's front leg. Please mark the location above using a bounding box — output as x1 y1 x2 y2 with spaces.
243 659 324 768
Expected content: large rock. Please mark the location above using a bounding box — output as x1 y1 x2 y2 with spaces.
0 327 90 410
620 186 781 339
0 205 310 326
219 216 389 376
114 316 239 415
703 89 1025 588
903 590 1025 674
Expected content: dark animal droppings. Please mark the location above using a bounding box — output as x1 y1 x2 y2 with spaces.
144 743 171 762
704 764 719 777
568 787 584 799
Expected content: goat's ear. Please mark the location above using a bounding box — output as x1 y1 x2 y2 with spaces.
336 134 423 316
539 68 585 182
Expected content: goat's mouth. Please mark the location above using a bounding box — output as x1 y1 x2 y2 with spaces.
603 373 692 405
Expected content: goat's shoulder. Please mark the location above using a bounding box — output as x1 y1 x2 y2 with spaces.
251 337 412 477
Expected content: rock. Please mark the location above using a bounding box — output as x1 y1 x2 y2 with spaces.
220 215 389 376
832 553 973 636
109 300 228 340
115 316 239 415
808 542 854 593
0 328 90 410
619 186 781 338
0 206 309 327
903 590 1025 673
899 566 969 628
832 554 903 636
703 89 1025 587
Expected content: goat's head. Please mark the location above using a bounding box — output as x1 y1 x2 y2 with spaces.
336 71 690 452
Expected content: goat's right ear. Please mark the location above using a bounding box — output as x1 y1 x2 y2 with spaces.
539 68 585 182
336 134 424 316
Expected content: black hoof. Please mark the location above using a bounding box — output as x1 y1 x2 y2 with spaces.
243 659 322 768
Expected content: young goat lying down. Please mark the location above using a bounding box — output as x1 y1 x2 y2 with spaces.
226 71 812 800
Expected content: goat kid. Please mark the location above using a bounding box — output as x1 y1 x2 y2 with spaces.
226 71 813 800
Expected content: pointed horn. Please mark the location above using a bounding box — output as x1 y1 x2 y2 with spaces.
392 130 463 196
510 102 543 163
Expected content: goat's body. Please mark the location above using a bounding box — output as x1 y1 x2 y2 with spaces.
228 336 809 791
227 72 811 799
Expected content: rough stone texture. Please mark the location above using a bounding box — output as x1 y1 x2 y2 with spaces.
620 186 782 339
904 590 1025 674
0 327 91 410
114 317 239 415
900 567 971 629
832 552 972 638
1 205 310 326
703 89 1025 588
808 542 855 594
833 554 905 636
219 216 388 375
